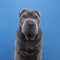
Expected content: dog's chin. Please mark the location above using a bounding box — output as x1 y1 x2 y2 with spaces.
24 32 36 40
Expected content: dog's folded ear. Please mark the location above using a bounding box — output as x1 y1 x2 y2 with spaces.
34 10 41 17
19 9 27 17
19 9 41 17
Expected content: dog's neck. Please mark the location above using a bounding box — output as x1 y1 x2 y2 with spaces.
16 26 42 55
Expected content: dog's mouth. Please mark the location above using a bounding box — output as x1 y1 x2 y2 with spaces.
26 32 34 38
25 31 36 40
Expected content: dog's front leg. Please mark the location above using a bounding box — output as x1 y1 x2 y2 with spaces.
14 51 21 60
37 49 42 60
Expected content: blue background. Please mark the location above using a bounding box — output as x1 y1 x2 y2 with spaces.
0 0 60 60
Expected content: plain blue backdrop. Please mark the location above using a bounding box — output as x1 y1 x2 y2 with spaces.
0 0 60 60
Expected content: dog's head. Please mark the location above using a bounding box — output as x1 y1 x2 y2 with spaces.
19 9 41 40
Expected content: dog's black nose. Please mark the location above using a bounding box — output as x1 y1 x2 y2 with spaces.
28 23 33 27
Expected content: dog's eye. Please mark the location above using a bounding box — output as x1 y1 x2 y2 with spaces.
34 15 38 19
22 15 28 18
22 15 26 18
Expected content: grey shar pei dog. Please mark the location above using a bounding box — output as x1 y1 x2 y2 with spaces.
14 9 43 60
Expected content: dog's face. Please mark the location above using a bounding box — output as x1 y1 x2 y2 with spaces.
19 9 41 40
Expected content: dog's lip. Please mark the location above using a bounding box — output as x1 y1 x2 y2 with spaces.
27 33 34 37
24 32 36 40
26 31 34 37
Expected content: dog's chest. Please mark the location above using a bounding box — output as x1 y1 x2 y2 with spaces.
24 41 34 50
23 40 39 56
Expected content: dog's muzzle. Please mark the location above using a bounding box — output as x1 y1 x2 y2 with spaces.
21 19 38 40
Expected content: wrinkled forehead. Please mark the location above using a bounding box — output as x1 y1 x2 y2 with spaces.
20 9 41 17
